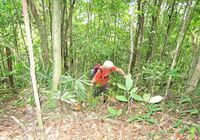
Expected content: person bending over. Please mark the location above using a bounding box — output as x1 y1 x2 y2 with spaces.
91 60 127 97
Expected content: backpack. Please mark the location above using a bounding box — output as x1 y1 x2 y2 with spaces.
90 64 102 79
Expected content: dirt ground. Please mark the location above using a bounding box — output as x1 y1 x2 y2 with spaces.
0 101 198 140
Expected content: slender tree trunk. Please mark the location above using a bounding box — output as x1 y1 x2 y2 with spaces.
29 1 49 68
49 0 52 39
165 0 199 99
146 0 162 62
187 56 200 93
128 0 137 74
134 0 145 87
52 0 62 91
0 49 6 73
187 32 200 92
63 0 76 70
61 0 67 70
0 49 7 84
160 0 176 59
188 32 200 82
22 0 44 138
6 47 14 88
0 50 5 78
12 0 29 57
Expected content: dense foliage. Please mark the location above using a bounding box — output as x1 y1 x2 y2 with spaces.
0 0 200 138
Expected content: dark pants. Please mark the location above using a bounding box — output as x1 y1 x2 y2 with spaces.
93 83 109 97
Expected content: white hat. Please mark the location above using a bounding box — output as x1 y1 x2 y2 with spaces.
102 60 114 69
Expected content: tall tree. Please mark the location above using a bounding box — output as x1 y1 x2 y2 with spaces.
165 0 199 99
22 0 44 138
62 0 76 70
187 32 200 92
29 0 49 68
52 0 62 91
160 0 176 59
128 0 137 74
146 0 162 62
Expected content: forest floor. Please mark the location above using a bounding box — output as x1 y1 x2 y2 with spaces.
0 90 199 140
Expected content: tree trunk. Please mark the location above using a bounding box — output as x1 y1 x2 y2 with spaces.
187 56 200 93
128 0 137 74
61 0 67 70
52 0 62 91
6 47 14 88
146 0 162 62
188 32 200 82
63 0 76 71
22 0 44 138
160 0 176 59
29 0 49 68
134 0 145 87
12 0 29 57
49 0 52 39
0 48 7 84
164 0 199 99
187 32 200 92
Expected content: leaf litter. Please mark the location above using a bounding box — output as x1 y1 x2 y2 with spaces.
0 97 199 140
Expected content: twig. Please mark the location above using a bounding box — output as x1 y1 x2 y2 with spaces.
10 116 26 130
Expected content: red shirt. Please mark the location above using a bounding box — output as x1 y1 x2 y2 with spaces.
92 66 118 86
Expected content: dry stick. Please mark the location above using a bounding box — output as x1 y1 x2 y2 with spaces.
10 116 26 131
22 0 44 139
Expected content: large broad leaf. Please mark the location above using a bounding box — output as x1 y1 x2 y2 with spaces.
132 94 143 101
143 94 151 102
116 95 128 102
130 87 138 98
125 74 133 91
117 84 127 91
149 95 163 103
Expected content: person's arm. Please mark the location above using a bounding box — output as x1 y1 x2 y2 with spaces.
115 68 126 76
112 66 127 77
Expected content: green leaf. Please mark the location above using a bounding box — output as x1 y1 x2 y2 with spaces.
190 127 196 140
173 119 183 128
191 110 198 115
179 97 192 104
179 127 189 134
151 107 162 112
117 84 127 91
132 94 143 102
130 87 138 95
130 87 138 99
129 115 142 122
143 94 151 102
146 118 157 124
108 107 118 116
125 74 133 90
116 95 128 102
183 109 198 115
